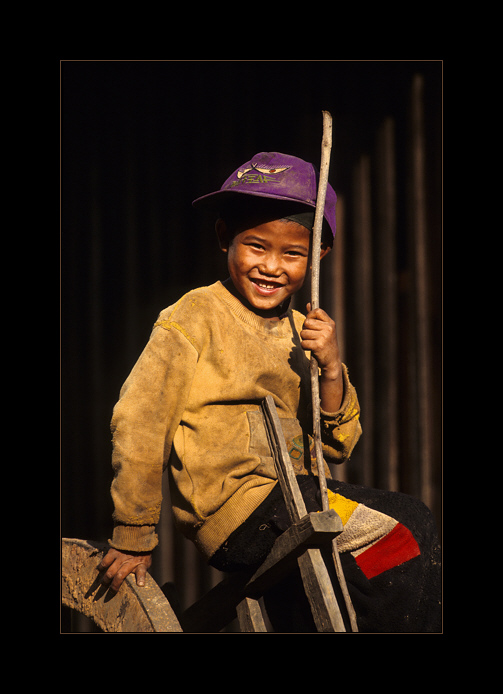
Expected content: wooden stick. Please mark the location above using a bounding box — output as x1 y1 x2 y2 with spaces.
310 110 333 512
310 112 359 632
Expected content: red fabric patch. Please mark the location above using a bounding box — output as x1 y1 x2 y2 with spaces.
355 523 421 580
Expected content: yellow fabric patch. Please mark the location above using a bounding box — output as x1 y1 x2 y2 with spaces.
327 490 359 526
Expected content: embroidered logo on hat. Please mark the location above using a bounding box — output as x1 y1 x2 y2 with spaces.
233 162 292 185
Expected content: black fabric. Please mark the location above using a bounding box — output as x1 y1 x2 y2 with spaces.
209 476 321 572
283 211 316 232
209 476 442 633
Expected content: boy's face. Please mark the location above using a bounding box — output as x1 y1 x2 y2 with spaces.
217 218 329 315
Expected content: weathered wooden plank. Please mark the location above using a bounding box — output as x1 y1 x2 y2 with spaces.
261 395 348 632
298 548 346 633
261 395 306 523
181 572 249 633
246 510 342 598
236 597 268 632
61 538 183 633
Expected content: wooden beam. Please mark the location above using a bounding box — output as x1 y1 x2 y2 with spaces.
261 395 348 632
236 598 268 632
181 510 343 633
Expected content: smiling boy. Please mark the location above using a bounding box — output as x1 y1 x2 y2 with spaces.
99 152 441 632
215 212 344 413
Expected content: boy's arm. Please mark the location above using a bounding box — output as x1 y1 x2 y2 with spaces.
300 304 361 463
108 320 199 554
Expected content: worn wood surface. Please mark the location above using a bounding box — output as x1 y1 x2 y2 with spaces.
261 395 352 632
61 538 183 632
261 396 307 523
236 597 268 632
310 110 333 512
297 548 345 632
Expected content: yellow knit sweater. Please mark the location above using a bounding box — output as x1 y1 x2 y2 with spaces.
109 281 362 559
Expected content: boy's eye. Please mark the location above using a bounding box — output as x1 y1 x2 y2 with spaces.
286 250 307 257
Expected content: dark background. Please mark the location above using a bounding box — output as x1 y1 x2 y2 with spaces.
61 60 442 612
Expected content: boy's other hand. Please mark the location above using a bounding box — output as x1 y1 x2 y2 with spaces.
98 548 152 592
301 303 341 377
302 303 344 412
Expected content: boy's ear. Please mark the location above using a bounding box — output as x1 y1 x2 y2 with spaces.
309 243 331 271
215 219 229 252
320 241 332 260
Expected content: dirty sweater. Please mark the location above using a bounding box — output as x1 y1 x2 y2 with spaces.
109 281 362 559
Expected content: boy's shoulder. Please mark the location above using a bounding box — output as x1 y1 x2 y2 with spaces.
153 284 223 352
157 283 221 323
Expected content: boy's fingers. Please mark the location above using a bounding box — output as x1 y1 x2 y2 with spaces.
98 551 115 571
96 549 151 592
135 564 147 587
109 559 136 592
300 330 320 344
302 319 325 332
306 304 331 322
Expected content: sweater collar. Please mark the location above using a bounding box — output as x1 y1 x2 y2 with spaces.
211 280 295 336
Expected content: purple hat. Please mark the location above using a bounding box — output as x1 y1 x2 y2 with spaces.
192 152 337 237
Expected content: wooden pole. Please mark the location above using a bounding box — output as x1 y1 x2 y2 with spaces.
310 110 333 512
352 154 374 487
375 117 399 492
408 74 434 510
310 112 359 632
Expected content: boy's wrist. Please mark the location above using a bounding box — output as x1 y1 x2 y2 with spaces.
320 362 342 383
319 364 344 413
109 523 158 553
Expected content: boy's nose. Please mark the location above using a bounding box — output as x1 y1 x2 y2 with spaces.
258 253 282 276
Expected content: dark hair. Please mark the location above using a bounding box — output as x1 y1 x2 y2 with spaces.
218 195 333 247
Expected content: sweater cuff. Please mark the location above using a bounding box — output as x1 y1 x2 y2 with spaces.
108 524 158 553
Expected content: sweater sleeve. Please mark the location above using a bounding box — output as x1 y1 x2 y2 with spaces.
319 364 362 464
108 319 199 553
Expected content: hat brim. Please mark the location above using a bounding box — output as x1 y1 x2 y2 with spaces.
192 187 318 211
192 188 336 239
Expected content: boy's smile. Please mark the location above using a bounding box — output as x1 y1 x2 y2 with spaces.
217 218 314 317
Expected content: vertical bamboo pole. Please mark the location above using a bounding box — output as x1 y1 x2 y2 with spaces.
352 154 374 488
408 74 433 509
333 195 346 364
330 195 347 483
374 118 399 492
